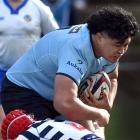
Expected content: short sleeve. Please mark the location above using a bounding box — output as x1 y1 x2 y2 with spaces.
57 46 87 86
104 62 118 74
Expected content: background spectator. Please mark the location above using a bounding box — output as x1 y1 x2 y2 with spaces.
0 0 58 137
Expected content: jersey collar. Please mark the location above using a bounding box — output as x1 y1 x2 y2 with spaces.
3 0 28 14
89 32 99 59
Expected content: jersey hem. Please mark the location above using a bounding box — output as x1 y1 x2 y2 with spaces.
56 73 78 86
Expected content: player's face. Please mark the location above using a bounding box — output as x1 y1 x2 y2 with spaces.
97 33 131 63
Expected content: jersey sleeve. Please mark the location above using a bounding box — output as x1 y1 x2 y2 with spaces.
33 0 59 34
56 45 87 86
104 62 118 74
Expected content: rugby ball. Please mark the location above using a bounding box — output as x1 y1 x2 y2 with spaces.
78 71 111 100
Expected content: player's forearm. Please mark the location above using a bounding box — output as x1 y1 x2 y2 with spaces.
54 97 109 126
54 96 100 120
108 78 118 109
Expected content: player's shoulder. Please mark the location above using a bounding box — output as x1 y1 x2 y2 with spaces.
70 24 92 54
30 0 51 11
67 24 88 41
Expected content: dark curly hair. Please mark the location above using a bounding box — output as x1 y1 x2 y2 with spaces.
87 6 139 42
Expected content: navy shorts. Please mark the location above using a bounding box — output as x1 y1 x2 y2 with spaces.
0 69 6 94
1 77 60 120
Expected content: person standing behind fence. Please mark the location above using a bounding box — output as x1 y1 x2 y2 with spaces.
0 0 59 138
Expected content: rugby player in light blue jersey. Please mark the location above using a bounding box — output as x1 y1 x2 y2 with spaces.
1 6 139 138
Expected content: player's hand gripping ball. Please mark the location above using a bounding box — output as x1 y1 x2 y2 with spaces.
78 71 111 100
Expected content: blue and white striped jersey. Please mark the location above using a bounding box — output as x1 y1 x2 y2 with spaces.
16 120 102 140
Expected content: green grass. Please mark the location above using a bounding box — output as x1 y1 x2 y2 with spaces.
105 91 140 140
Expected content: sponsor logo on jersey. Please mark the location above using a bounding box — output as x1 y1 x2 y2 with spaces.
81 134 101 140
66 60 83 75
69 25 81 33
77 59 83 64
23 14 32 22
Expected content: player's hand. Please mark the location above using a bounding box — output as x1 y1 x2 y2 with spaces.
95 108 110 127
81 89 111 111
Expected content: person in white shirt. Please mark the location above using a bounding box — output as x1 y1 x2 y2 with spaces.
0 0 59 137
0 0 59 91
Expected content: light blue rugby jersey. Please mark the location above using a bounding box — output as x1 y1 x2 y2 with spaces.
6 24 117 100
